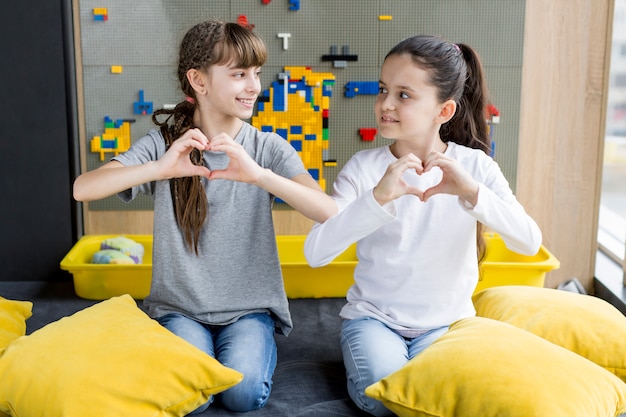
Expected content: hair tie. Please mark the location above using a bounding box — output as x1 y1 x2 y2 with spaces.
453 44 461 53
185 96 195 104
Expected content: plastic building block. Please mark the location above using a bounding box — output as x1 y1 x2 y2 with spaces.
110 65 123 74
272 80 287 111
251 66 336 192
277 33 291 50
93 8 108 21
133 90 153 115
291 140 303 151
486 103 500 123
322 45 358 63
345 81 379 98
237 15 254 30
90 116 135 161
378 15 393 21
289 0 300 11
359 128 377 141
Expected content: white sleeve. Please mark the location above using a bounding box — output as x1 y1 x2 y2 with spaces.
305 189 394 267
461 159 542 255
304 155 394 267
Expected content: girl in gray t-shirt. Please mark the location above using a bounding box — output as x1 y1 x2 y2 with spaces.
73 19 336 413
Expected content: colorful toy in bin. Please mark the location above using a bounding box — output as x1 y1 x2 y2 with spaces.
92 250 136 265
98 236 144 264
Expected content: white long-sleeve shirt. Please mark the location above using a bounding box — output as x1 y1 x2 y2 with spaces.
305 142 542 332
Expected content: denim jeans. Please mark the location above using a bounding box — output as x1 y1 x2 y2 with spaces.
157 312 277 413
341 317 449 416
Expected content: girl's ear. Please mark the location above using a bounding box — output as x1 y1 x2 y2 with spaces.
186 69 207 96
437 99 457 124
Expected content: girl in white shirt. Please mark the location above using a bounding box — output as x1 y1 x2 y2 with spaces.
305 35 542 416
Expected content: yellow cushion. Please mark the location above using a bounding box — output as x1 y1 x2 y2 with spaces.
0 296 32 351
365 317 626 417
0 294 242 417
473 285 626 381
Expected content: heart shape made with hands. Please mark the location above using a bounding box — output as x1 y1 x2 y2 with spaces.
405 165 443 196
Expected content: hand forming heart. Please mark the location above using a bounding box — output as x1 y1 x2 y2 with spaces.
373 152 479 207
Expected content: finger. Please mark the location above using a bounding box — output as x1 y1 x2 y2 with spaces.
422 185 441 202
192 166 212 178
405 185 424 200
422 153 449 172
184 128 210 148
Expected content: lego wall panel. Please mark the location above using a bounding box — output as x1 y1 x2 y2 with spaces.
76 0 524 211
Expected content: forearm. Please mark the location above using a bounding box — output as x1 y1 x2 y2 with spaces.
469 184 542 255
255 169 337 223
305 189 394 266
73 161 161 202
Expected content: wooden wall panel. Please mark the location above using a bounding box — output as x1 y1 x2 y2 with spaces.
516 0 613 291
83 209 313 236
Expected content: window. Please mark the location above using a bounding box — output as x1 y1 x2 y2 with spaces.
598 0 626 276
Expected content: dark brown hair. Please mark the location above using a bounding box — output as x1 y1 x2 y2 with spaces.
385 35 492 262
151 20 267 254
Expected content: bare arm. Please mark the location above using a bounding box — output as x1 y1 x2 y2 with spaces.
73 160 161 202
73 128 212 202
256 171 337 223
207 133 337 223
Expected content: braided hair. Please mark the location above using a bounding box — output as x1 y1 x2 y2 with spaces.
151 20 267 254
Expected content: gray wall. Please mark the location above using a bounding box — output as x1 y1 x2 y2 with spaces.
78 0 525 210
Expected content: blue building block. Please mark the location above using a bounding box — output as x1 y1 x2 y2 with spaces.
308 168 320 180
276 128 288 139
133 90 154 115
291 125 303 134
345 81 379 98
289 0 300 11
261 125 273 132
305 134 316 141
272 80 286 112
290 140 303 151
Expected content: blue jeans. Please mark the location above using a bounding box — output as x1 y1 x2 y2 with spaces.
157 312 277 413
341 317 449 417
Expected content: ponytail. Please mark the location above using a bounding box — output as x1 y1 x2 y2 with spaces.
442 43 491 155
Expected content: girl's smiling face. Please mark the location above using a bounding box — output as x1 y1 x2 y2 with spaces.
204 62 262 120
375 53 447 144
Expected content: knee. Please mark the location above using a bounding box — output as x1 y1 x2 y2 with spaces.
349 385 394 417
219 378 271 412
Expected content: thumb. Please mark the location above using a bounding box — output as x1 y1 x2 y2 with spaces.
421 185 441 202
192 166 212 178
406 185 424 201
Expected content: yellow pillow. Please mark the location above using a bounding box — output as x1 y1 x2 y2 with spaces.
473 285 626 381
0 294 242 417
0 296 32 351
365 317 626 417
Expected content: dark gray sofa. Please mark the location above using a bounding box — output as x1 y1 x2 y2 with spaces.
0 281 369 417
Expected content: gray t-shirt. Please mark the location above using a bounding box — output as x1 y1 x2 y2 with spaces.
113 122 308 335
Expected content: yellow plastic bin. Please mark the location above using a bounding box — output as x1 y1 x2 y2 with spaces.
60 234 357 300
61 233 558 300
476 233 560 294
278 235 357 298
60 234 153 300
